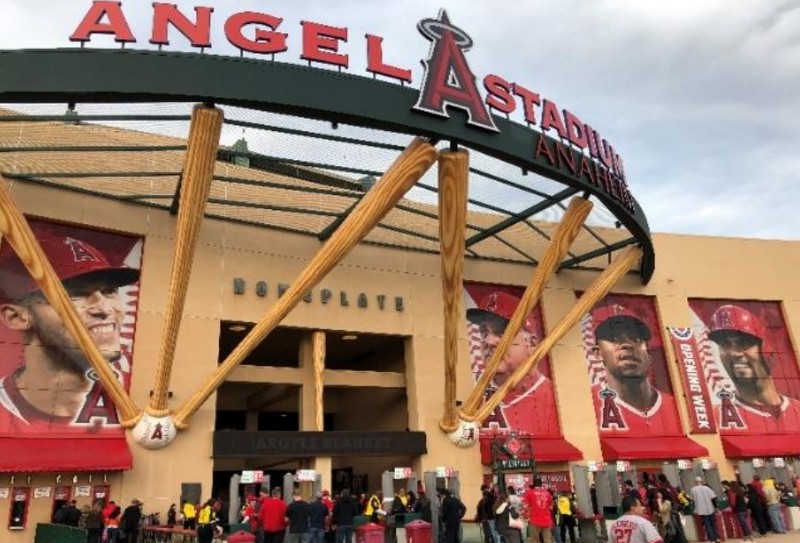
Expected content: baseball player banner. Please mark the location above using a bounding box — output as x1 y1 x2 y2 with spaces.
0 218 143 470
687 300 800 435
464 282 563 439
580 294 684 437
667 328 717 433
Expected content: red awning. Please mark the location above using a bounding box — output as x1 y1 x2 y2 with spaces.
721 435 800 458
0 438 132 472
601 436 708 461
480 435 583 464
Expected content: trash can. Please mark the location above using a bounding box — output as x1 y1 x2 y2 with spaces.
228 529 257 543
34 523 88 543
406 520 432 543
356 522 386 543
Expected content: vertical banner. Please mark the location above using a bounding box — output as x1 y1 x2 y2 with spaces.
579 294 684 436
668 327 717 433
0 218 143 472
689 299 800 435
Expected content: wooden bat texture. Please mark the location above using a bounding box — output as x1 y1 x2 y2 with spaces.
0 175 140 424
148 104 223 416
438 150 469 433
460 196 593 417
469 245 643 424
172 137 438 429
312 331 325 431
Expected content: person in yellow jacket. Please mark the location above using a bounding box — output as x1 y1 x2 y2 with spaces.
197 499 217 543
182 500 197 531
557 492 577 543
364 491 384 522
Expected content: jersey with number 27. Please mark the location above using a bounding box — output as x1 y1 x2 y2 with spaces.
610 515 663 543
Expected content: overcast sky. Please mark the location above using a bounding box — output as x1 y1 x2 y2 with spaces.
0 0 797 240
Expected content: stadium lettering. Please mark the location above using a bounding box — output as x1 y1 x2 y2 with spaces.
70 2 632 209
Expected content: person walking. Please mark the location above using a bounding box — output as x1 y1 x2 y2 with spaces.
746 484 768 536
309 492 329 543
332 489 360 543
494 491 523 543
729 482 754 543
689 477 719 543
85 502 105 543
285 490 311 543
764 479 786 534
121 499 144 543
438 488 467 543
522 477 554 543
557 491 577 543
609 497 663 543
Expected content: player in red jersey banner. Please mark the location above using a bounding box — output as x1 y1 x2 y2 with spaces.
580 295 683 436
0 218 142 438
688 300 800 434
464 282 562 438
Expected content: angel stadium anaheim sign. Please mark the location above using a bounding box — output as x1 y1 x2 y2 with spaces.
69 3 634 213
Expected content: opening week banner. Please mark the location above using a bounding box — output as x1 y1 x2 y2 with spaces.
675 300 800 436
0 218 143 471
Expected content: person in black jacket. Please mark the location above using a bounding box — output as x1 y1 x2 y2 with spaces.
438 488 466 543
332 489 361 543
64 500 82 527
414 492 432 523
121 499 144 543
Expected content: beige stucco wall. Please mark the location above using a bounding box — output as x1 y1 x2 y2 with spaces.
1 180 799 541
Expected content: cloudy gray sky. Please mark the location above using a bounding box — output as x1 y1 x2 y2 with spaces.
0 0 797 240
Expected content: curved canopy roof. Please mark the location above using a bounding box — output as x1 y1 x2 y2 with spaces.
0 49 653 279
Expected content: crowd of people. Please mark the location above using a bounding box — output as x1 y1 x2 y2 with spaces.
236 486 439 543
476 471 800 543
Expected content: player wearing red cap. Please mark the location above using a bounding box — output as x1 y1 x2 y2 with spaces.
588 304 681 435
467 291 560 436
707 304 800 432
0 227 139 434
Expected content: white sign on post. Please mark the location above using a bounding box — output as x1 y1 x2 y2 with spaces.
394 467 412 479
587 461 598 473
296 470 317 482
677 459 691 470
773 458 786 468
34 487 52 499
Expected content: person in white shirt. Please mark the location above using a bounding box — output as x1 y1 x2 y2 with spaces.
609 496 663 543
689 477 720 543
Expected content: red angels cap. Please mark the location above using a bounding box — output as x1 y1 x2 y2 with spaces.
593 303 651 342
466 291 536 333
0 230 139 300
708 304 771 352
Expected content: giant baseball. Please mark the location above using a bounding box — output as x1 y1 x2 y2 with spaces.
132 413 178 449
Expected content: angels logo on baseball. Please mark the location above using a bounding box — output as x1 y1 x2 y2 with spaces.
448 419 479 448
132 413 178 450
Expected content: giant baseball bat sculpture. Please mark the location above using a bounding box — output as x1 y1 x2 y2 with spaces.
0 175 140 424
148 105 223 416
173 137 438 429
438 149 469 434
459 196 593 418
466 245 642 425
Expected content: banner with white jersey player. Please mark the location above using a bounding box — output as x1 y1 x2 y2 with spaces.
688 299 800 436
580 294 684 437
0 218 143 471
465 282 567 457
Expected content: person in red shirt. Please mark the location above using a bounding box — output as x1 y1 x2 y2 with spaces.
258 487 287 543
522 477 553 543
